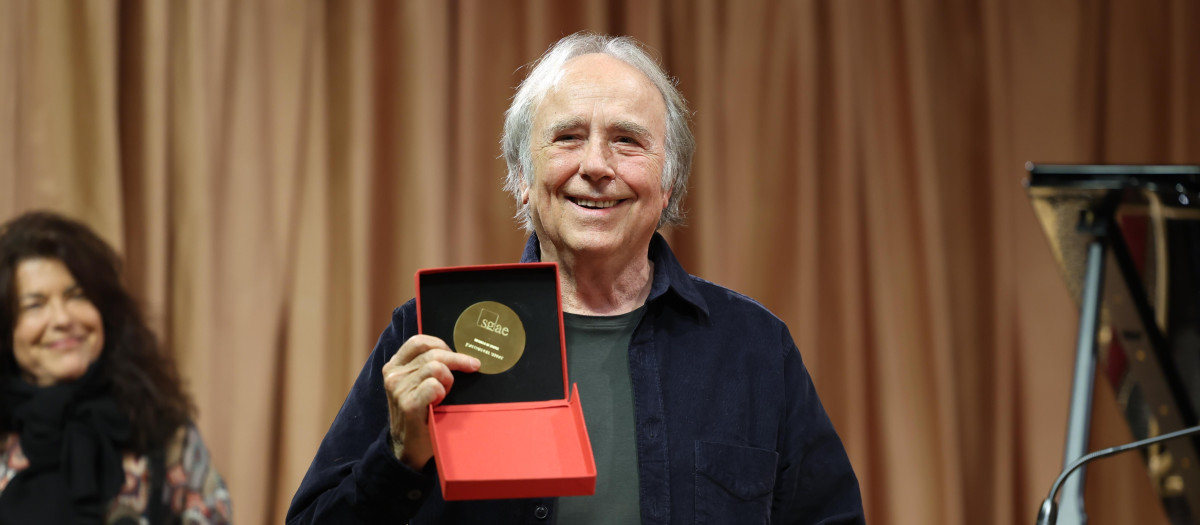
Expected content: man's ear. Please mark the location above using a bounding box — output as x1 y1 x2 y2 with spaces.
520 178 530 205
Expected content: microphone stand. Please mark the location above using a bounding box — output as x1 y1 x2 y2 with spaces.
1035 424 1200 525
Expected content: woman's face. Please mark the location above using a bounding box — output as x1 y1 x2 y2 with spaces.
11 258 105 386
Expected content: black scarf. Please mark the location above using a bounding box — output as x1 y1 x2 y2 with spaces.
0 363 131 524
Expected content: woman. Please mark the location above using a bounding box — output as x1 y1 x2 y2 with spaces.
0 211 231 524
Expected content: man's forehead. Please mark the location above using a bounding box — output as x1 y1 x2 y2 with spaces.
554 54 654 90
534 54 667 127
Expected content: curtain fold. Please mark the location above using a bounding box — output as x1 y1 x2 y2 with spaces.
3 1 1196 523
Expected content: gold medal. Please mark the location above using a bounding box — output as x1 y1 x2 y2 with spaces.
452 300 526 374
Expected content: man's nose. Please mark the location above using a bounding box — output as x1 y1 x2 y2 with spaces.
579 137 614 181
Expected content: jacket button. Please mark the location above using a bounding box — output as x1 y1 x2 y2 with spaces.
534 504 550 520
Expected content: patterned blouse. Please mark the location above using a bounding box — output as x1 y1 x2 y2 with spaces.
0 425 232 524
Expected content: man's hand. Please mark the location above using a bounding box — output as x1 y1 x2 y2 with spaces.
382 334 480 469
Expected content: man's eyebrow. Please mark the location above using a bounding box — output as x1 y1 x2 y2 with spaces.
545 117 587 138
611 120 651 139
543 118 654 140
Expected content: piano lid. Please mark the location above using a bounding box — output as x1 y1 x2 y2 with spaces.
1027 163 1200 524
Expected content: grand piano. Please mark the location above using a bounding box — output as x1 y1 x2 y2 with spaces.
1028 164 1200 524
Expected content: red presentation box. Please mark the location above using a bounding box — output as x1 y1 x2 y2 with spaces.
415 263 596 501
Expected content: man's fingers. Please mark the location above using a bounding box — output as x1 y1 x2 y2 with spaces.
409 348 480 372
441 351 482 372
402 376 448 413
384 341 481 416
387 334 481 373
391 334 451 366
383 333 484 446
400 360 461 411
421 359 456 389
385 351 479 394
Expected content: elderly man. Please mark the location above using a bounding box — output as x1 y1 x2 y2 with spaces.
288 33 864 524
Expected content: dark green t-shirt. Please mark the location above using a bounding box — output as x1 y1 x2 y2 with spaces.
556 306 646 524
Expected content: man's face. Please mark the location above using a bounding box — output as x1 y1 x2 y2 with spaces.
524 53 669 261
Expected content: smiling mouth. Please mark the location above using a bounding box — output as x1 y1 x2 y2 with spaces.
44 335 87 350
569 197 621 209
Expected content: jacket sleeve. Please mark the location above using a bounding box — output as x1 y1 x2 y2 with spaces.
286 301 438 524
772 330 866 525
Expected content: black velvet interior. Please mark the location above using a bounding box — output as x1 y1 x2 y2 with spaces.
417 265 565 405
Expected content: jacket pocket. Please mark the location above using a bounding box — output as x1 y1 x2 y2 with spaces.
694 441 778 524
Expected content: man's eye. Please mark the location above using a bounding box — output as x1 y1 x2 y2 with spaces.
20 301 42 312
615 136 639 145
555 134 579 142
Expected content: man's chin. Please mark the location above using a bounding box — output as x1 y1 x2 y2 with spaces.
559 232 635 257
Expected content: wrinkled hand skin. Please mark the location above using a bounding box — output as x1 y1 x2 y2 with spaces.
382 334 480 469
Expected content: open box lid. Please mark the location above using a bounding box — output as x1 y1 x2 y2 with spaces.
415 262 569 408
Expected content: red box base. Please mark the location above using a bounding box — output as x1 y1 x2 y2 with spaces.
429 383 596 500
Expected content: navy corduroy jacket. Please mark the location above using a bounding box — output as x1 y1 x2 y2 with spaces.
287 233 865 524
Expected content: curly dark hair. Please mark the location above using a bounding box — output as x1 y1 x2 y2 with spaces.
0 211 194 454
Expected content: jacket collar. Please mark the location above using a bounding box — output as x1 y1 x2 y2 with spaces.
520 232 710 318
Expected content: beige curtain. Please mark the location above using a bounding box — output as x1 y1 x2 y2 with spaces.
3 0 1197 523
